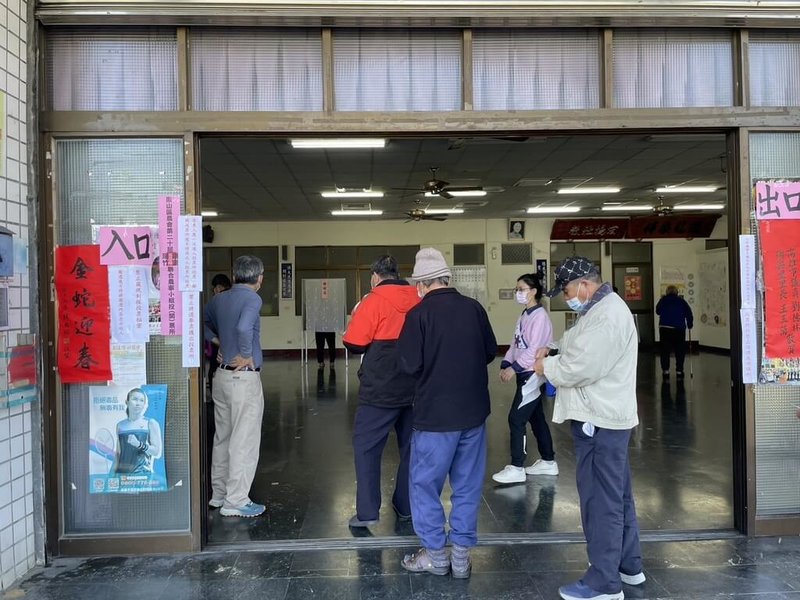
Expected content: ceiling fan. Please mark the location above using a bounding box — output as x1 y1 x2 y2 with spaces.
404 207 447 222
652 196 674 216
393 167 483 200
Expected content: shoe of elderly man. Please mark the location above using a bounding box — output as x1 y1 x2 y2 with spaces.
348 514 379 528
220 501 265 518
525 459 559 476
558 580 623 600
492 465 526 484
401 548 450 575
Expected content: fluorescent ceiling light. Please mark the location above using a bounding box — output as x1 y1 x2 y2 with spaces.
424 190 487 198
201 211 218 217
673 204 725 210
558 187 620 195
291 138 386 149
527 206 581 214
423 208 465 215
321 191 384 199
655 186 718 193
330 209 383 216
602 205 653 212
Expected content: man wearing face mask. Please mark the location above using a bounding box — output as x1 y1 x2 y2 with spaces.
342 255 420 528
533 257 642 600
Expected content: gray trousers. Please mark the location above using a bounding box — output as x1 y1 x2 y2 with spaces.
211 369 264 508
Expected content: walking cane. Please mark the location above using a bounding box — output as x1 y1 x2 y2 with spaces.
688 328 694 379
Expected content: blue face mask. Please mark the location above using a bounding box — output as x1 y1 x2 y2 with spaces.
566 283 588 313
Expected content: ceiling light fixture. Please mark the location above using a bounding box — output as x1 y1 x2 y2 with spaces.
330 209 383 216
321 191 384 199
672 204 725 210
558 187 620 195
291 138 386 149
424 190 487 198
601 205 653 212
201 211 218 217
423 208 465 215
526 206 581 214
655 186 718 193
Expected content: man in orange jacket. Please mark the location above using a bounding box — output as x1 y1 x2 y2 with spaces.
343 255 420 528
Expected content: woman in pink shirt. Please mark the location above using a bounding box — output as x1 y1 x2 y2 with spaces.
492 273 559 484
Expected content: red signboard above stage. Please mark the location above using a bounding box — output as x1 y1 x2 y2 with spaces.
550 218 628 240
627 214 720 239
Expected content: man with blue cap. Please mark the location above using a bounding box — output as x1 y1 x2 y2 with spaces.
533 257 644 600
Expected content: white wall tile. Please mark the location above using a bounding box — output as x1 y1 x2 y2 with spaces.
0 485 9 509
0 463 10 487
8 436 22 459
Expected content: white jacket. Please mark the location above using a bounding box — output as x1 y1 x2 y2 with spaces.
543 291 639 430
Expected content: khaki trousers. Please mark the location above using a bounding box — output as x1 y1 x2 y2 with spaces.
211 369 264 508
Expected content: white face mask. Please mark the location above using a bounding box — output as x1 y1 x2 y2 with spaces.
515 291 529 305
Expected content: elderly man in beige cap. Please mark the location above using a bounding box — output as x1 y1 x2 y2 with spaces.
396 248 497 579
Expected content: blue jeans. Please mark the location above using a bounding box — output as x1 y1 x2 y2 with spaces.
572 421 642 594
409 423 487 549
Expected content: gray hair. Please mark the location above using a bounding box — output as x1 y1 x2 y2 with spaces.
582 271 602 284
233 255 264 284
418 276 450 288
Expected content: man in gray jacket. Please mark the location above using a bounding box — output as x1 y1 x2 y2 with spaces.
534 257 643 600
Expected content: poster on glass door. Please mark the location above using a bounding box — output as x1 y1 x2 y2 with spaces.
89 384 168 494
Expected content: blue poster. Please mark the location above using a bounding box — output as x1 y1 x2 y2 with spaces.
89 384 168 494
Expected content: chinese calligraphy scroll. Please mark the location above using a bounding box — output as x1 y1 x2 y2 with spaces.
55 245 112 383
158 195 182 335
760 219 800 359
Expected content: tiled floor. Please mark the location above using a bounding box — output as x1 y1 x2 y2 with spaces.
13 536 800 599
207 352 733 543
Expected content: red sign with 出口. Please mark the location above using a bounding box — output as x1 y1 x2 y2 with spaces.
760 220 800 359
55 245 112 383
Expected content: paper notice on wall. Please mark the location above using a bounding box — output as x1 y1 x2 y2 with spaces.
99 226 157 266
178 216 203 292
739 235 756 310
181 292 200 368
740 308 757 384
754 180 800 220
158 195 182 335
109 266 150 343
110 343 147 387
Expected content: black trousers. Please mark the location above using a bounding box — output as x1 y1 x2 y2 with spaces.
508 375 555 467
659 326 687 372
352 404 413 520
315 331 336 364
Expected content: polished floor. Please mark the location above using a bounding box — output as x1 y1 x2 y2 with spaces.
206 351 733 544
14 536 800 599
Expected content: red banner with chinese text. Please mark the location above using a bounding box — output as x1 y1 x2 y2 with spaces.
550 218 628 240
627 214 720 239
55 245 112 383
760 220 800 358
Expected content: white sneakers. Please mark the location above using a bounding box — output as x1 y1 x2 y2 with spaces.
493 460 559 483
525 459 559 476
492 465 526 483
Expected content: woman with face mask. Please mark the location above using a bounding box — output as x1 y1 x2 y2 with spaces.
492 273 559 484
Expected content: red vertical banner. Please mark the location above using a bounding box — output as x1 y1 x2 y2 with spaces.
55 245 112 383
759 220 800 358
159 195 183 335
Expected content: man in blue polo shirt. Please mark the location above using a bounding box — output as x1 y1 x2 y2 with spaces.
204 255 265 518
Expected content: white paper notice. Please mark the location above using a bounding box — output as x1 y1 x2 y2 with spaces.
179 216 203 292
109 266 151 343
182 292 201 368
109 343 147 387
739 235 756 310
740 308 758 384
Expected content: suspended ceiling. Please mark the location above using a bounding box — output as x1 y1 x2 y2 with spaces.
198 133 729 222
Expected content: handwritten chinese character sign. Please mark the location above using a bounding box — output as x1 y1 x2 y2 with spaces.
55 245 112 383
159 195 183 335
759 220 800 358
755 181 800 220
98 226 156 266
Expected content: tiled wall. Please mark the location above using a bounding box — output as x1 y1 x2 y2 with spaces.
0 0 40 591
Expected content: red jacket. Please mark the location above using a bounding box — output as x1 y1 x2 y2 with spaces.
343 280 420 407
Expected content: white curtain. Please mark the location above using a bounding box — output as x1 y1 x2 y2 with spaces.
190 28 323 112
333 29 462 111
472 29 601 111
613 29 733 108
749 31 800 107
48 29 177 111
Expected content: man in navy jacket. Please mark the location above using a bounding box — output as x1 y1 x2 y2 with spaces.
655 285 694 378
397 248 497 579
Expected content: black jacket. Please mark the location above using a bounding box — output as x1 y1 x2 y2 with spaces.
397 287 497 431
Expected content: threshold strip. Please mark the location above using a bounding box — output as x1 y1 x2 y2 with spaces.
205 528 740 554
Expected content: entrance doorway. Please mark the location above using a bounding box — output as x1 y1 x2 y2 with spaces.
197 133 736 546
